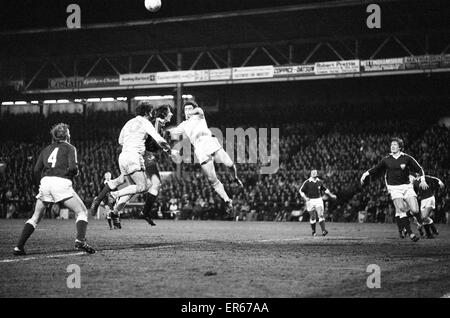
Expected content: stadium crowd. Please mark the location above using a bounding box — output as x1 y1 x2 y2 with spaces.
0 104 449 223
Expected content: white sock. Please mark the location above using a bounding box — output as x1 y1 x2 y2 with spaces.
212 180 230 202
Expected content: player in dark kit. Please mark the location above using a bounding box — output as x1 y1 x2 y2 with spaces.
360 137 428 242
140 104 174 225
14 123 95 255
299 169 337 236
412 173 444 238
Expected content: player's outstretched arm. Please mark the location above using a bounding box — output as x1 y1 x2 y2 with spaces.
361 158 386 185
324 189 337 200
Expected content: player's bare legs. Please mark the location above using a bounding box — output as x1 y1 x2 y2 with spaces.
316 206 328 236
89 173 126 215
201 159 233 215
15 194 95 255
393 198 419 242
213 148 243 188
309 209 317 236
111 171 148 199
14 199 47 255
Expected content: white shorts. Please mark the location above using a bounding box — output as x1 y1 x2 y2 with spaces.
118 151 145 175
194 136 222 164
387 184 416 200
306 198 324 212
36 176 74 203
421 196 435 211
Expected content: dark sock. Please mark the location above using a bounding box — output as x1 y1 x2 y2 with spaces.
311 222 316 232
17 223 35 249
414 213 423 226
400 217 412 235
76 220 88 241
319 220 326 232
107 218 112 228
395 217 402 232
430 223 438 235
143 193 157 217
423 224 432 237
96 184 112 203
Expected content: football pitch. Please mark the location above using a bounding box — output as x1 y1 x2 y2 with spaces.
0 219 449 298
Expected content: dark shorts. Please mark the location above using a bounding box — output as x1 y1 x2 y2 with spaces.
143 151 160 180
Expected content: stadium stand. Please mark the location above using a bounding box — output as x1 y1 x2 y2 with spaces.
1 102 449 223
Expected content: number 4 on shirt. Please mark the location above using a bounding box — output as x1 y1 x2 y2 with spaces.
48 147 59 168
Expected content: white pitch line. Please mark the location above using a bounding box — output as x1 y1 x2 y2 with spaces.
0 244 177 264
249 237 369 243
0 252 86 263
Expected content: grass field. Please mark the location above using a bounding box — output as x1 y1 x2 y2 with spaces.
0 219 449 298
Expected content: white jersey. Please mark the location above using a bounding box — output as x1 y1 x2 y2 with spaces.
118 116 166 154
171 109 212 148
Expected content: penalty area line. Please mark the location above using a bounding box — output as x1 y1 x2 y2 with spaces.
0 244 177 264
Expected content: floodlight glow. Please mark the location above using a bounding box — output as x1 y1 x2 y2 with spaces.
1 101 14 105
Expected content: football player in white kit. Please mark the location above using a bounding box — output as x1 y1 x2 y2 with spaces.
168 100 243 215
89 102 178 221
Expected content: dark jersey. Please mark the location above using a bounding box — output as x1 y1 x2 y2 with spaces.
144 118 166 153
33 141 78 183
300 178 327 199
102 192 116 209
413 175 441 200
368 152 424 186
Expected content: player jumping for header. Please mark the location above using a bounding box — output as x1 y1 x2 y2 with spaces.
299 169 337 236
167 100 243 215
14 123 95 255
360 137 428 242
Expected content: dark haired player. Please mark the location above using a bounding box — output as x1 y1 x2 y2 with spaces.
14 123 95 255
167 100 243 215
361 137 428 242
299 169 337 236
411 173 444 238
141 104 174 225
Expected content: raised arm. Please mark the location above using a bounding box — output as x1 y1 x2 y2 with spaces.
361 158 386 185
